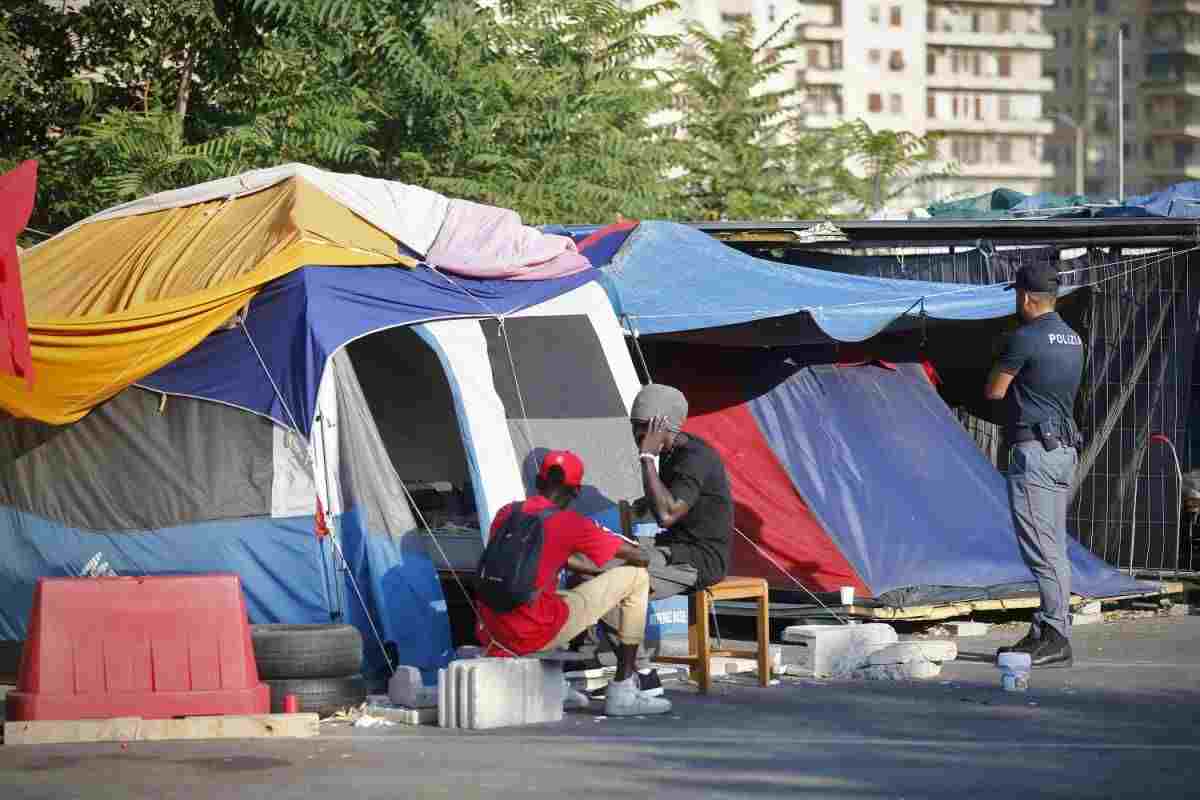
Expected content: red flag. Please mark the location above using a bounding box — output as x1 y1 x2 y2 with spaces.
0 160 37 386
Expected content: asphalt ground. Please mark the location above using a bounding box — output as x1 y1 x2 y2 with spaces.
2 614 1198 799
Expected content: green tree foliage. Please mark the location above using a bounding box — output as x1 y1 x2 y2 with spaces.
3 0 950 233
395 0 685 223
838 119 955 215
670 16 848 220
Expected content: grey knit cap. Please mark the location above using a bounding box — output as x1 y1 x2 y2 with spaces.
630 384 688 431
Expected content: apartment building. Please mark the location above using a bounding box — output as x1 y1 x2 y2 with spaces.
1045 0 1200 197
642 0 1057 207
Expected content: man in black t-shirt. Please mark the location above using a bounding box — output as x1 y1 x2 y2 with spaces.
629 383 734 599
985 261 1084 669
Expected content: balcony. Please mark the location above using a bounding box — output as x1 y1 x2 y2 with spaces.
926 30 1054 50
800 112 845 130
798 66 845 86
931 160 1057 180
797 24 845 43
927 117 1055 134
930 0 1054 6
927 74 1054 92
1146 38 1200 58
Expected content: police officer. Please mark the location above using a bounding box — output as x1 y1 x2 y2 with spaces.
985 261 1084 669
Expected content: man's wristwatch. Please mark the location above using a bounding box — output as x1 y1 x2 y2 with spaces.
638 452 660 470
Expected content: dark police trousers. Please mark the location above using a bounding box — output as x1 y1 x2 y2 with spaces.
1008 441 1078 640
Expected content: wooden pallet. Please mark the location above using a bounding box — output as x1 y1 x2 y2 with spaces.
2 713 319 746
716 582 1185 623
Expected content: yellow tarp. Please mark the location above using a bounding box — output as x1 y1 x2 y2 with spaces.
0 177 411 424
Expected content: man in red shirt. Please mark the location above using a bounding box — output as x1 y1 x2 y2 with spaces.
477 450 672 717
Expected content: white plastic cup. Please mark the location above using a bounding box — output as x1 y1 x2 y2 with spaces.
839 586 855 605
997 651 1032 692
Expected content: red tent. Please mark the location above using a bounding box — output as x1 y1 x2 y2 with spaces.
0 160 36 385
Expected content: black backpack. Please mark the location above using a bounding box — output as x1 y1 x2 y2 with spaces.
476 503 556 613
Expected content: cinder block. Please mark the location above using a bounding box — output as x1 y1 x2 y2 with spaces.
438 658 564 730
1072 612 1103 626
781 623 898 677
710 647 783 677
944 621 990 637
867 641 957 666
389 666 438 709
1077 601 1102 616
854 660 942 681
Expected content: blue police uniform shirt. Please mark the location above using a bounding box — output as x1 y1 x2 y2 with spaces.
995 312 1084 432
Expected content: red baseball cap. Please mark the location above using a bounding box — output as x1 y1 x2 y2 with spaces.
538 450 585 489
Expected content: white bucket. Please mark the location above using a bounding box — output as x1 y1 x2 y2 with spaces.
839 586 855 605
997 651 1032 692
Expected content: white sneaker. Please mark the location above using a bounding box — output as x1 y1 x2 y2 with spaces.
604 677 672 716
564 686 591 710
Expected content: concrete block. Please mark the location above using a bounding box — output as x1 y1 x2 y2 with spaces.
1077 601 1102 616
854 660 942 681
944 621 990 637
781 623 898 677
1072 612 1103 626
364 699 438 726
710 647 783 677
438 658 564 730
389 665 438 709
867 641 956 666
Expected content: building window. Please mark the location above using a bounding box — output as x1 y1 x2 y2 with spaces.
1176 141 1193 168
1065 29 1072 46
808 48 821 67
999 97 1012 120
971 13 981 34
869 49 882 66
927 94 936 118
975 96 983 120
768 4 776 23
1120 22 1130 40
1096 0 1110 12
1094 27 1108 50
1124 141 1133 160
998 139 1013 163
950 50 960 74
868 93 883 113
998 11 1012 34
1123 102 1130 121
890 6 902 28
889 50 905 71
890 93 903 114
998 53 1012 78
1123 62 1131 80
869 5 880 25
1064 66 1073 86
926 9 935 32
1145 141 1155 161
952 96 959 117
927 52 936 75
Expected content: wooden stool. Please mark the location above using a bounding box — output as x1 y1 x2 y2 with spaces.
656 577 771 694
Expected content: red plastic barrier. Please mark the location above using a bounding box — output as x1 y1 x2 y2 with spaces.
6 574 269 721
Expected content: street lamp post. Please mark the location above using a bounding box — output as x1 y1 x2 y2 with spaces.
1055 112 1085 197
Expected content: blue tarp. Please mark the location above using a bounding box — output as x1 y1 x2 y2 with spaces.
1125 182 1200 218
747 361 1153 600
141 265 597 435
601 222 1056 342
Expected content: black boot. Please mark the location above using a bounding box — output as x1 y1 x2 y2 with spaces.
1030 628 1073 669
995 626 1039 660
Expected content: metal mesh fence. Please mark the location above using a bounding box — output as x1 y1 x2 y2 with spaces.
771 241 1200 577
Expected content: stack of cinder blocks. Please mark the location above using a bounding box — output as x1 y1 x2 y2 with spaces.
437 658 564 730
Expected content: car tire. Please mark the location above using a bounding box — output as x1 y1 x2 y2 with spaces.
250 624 363 680
265 675 368 718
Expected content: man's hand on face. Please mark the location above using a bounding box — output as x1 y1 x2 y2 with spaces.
639 415 673 455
